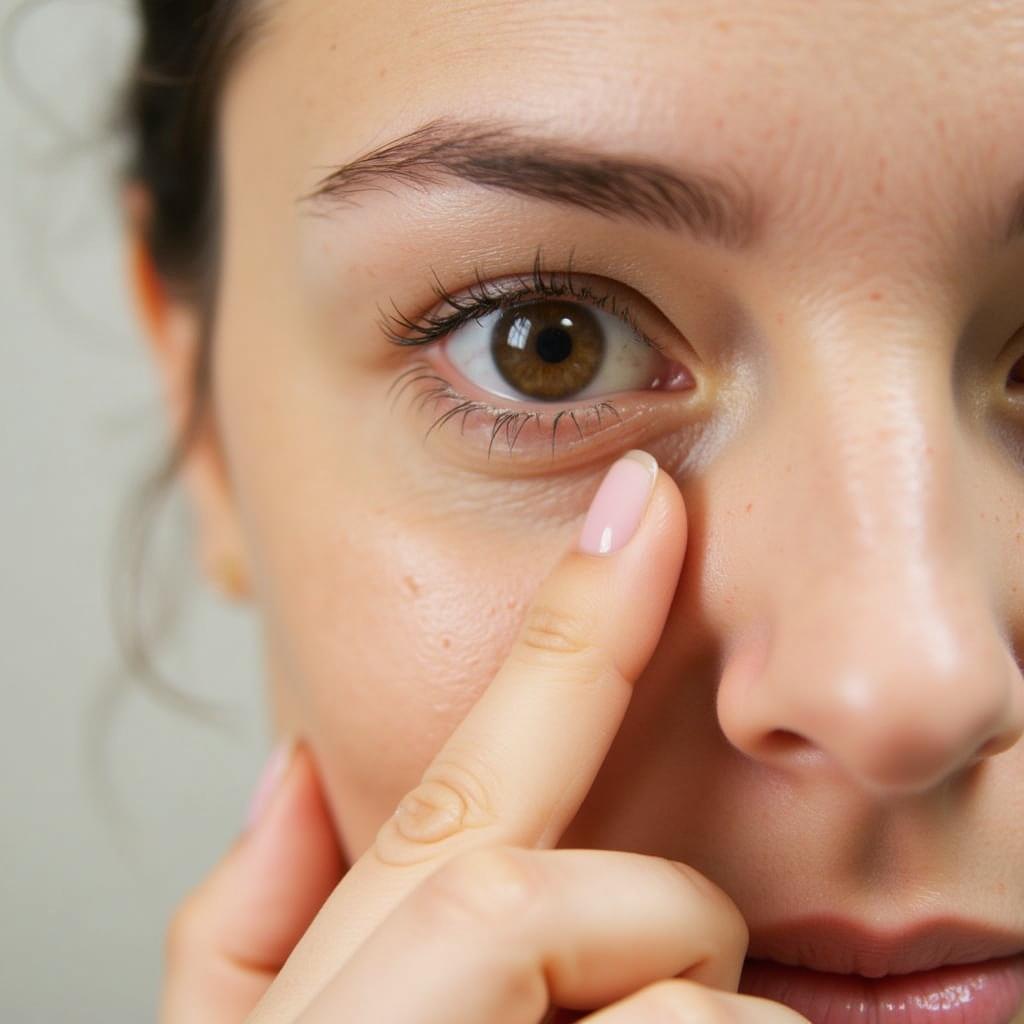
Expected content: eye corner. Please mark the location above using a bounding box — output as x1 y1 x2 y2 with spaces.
1007 351 1024 389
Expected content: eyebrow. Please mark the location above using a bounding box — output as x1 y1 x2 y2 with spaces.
298 117 759 249
299 117 1024 253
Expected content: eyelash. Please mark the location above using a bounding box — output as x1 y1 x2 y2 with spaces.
387 358 629 460
378 248 665 458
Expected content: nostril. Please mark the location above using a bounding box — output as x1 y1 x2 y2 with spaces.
971 737 1004 763
973 727 1020 761
760 729 815 760
740 728 834 774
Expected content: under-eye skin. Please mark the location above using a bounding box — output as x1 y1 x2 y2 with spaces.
387 357 634 461
379 250 696 461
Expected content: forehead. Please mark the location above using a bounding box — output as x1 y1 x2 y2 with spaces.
226 0 1024 268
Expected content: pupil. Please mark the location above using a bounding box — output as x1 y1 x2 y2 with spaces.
536 325 572 363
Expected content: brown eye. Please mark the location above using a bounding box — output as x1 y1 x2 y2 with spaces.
442 288 681 407
490 299 605 401
1010 354 1024 388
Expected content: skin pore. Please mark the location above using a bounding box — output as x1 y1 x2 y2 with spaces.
138 0 1024 1006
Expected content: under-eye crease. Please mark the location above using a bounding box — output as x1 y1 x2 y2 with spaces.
379 248 692 461
387 357 629 460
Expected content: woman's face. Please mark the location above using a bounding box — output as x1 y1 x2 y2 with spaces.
165 0 1024 960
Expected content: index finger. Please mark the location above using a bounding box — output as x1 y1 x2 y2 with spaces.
380 450 685 860
252 449 688 1017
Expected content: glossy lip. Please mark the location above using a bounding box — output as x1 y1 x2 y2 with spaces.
739 955 1024 1024
747 917 1024 978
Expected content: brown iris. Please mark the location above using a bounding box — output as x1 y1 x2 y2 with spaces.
490 299 605 400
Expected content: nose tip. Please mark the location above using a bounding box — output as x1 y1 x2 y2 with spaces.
698 329 1024 796
717 605 1024 797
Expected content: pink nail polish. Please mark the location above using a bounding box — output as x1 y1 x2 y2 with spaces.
578 449 659 556
246 738 295 830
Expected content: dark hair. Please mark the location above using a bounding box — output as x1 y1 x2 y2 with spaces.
112 0 267 722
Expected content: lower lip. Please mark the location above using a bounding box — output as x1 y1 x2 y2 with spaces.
739 954 1024 1024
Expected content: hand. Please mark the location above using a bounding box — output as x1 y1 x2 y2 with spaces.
162 451 811 1024
159 739 348 1022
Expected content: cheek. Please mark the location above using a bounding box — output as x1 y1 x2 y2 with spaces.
211 266 584 856
248 474 562 857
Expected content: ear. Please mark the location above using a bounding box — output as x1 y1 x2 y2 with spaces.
122 182 252 603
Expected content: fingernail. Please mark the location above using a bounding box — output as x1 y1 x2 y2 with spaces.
246 737 296 830
578 449 659 556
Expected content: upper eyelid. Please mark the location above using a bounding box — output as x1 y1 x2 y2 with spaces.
376 246 574 345
376 257 670 355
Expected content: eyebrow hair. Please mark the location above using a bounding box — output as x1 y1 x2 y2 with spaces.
298 117 759 249
300 117 1024 253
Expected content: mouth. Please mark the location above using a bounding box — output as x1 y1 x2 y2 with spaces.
740 919 1024 1024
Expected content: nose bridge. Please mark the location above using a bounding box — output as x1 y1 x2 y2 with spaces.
777 342 966 637
717 339 1024 796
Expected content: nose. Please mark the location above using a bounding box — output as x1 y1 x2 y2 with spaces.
714 345 1024 798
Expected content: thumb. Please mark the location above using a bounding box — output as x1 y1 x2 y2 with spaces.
160 739 348 1024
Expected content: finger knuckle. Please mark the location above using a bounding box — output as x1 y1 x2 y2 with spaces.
415 846 540 931
373 754 502 867
718 896 751 959
635 979 733 1024
734 993 814 1024
702 884 749 961
668 861 749 958
520 601 593 658
515 600 605 673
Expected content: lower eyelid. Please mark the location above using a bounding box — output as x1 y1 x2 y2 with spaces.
389 357 691 468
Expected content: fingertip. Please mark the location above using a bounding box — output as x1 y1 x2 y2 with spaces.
650 457 688 543
225 740 347 965
160 739 348 1023
276 741 349 866
253 739 344 861
246 737 298 831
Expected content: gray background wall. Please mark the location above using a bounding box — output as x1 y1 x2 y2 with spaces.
1 2 269 1019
